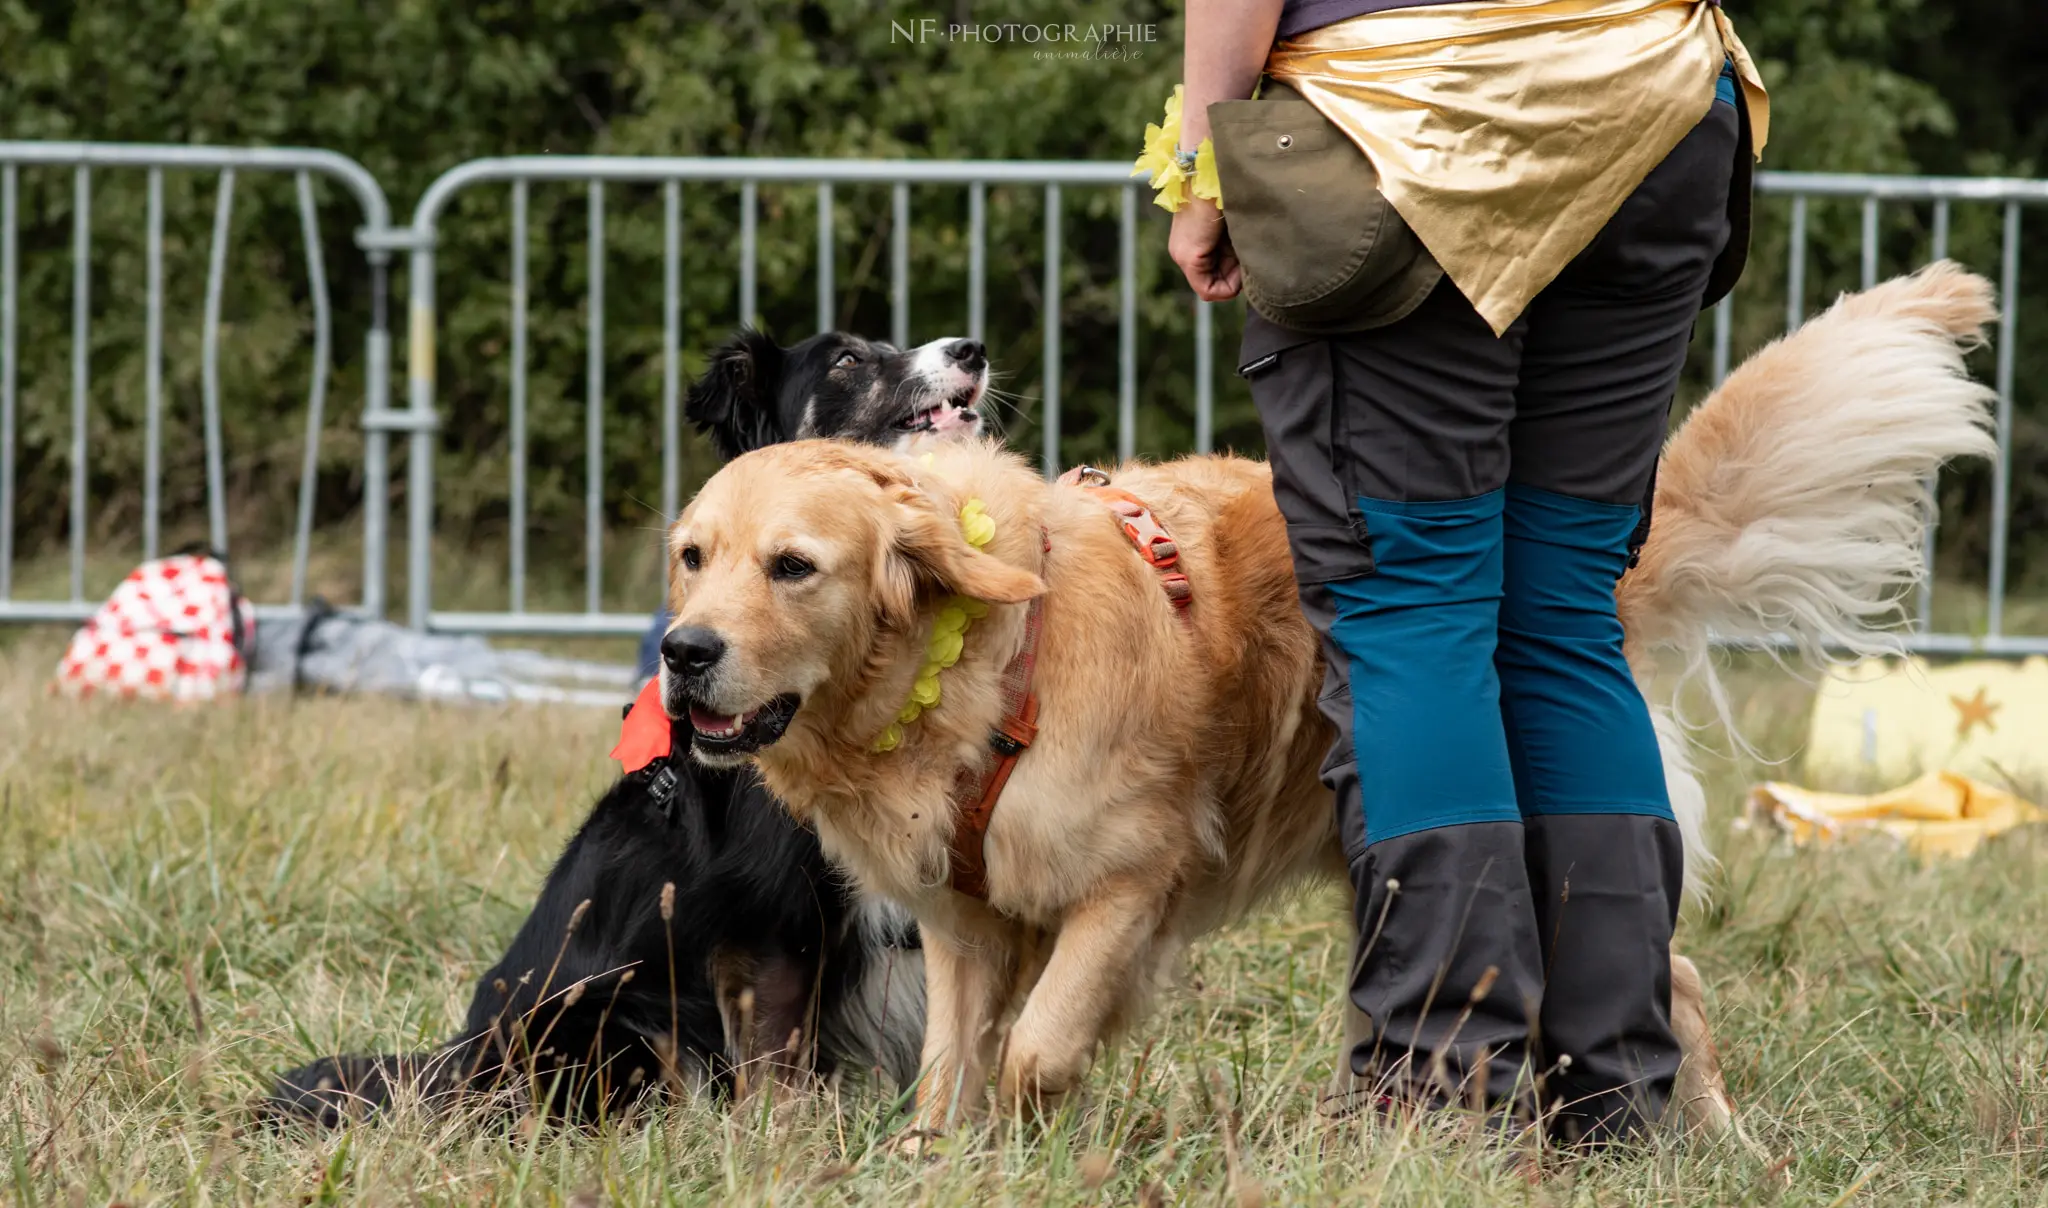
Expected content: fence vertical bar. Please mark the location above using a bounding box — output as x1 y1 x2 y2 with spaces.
509 179 528 613
586 180 605 616
362 253 391 621
1786 193 1808 332
1860 196 1880 290
1919 199 1952 632
662 180 681 529
1117 185 1138 462
70 167 90 601
290 173 331 608
1194 300 1213 454
1042 183 1062 478
144 169 163 562
405 236 437 631
1987 201 2020 640
892 183 910 348
1711 294 1732 386
201 169 233 557
0 165 12 599
968 181 986 343
740 181 758 327
816 182 834 334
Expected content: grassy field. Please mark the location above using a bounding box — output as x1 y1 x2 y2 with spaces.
3 626 2046 1206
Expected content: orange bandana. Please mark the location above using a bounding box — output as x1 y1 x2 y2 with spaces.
611 678 674 774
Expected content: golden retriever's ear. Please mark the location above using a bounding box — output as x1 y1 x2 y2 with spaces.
885 488 1045 612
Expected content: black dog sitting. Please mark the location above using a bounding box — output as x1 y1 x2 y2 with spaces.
264 725 922 1125
262 329 987 1125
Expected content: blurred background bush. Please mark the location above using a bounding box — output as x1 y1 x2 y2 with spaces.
0 0 2040 611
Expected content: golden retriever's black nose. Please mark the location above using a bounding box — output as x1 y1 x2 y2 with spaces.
661 626 725 679
944 339 986 372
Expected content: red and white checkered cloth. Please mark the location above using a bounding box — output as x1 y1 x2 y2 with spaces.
54 554 255 702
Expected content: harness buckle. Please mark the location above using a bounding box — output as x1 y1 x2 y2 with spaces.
990 711 1038 756
647 761 681 824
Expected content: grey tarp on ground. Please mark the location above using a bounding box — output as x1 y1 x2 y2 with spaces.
247 609 639 708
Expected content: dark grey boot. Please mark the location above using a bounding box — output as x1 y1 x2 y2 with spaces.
1524 813 1685 1143
1347 821 1548 1116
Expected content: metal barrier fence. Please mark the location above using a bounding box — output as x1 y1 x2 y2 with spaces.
0 142 2043 654
401 158 1169 636
0 142 396 624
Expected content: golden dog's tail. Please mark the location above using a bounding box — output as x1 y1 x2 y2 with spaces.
1620 260 1999 888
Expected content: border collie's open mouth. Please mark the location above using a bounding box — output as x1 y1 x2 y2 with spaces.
686 693 802 756
894 380 985 434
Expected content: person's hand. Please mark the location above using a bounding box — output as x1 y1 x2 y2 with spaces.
1169 197 1242 302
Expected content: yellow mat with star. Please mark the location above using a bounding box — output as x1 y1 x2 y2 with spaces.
1761 656 2048 858
1744 771 2045 859
1805 656 2045 786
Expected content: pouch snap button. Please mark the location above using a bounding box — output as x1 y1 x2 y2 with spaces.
1277 134 1294 150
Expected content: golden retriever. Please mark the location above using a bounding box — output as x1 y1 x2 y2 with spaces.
659 262 1996 1138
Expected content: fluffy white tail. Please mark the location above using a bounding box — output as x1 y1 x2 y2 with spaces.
1622 260 2000 889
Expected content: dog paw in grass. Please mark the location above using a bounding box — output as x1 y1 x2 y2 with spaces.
888 1127 947 1160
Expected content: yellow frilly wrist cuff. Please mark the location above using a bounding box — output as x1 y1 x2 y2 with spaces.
1131 85 1223 213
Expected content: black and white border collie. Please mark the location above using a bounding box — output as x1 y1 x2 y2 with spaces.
260 330 978 1125
688 328 987 459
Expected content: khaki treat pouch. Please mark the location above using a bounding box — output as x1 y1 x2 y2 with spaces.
1208 81 1443 333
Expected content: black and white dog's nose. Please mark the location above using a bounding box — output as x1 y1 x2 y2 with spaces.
944 339 987 372
661 626 726 679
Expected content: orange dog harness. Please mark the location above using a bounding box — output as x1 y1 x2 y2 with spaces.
946 575 1044 900
948 470 1195 900
1057 465 1193 617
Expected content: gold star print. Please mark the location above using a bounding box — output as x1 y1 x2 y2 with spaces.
1950 686 2001 740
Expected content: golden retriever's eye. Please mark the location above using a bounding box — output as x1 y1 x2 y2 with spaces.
834 352 859 369
680 545 701 571
773 553 816 581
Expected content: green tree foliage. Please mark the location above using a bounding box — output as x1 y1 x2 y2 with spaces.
0 1 2039 603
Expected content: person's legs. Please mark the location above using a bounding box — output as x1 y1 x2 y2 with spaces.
1243 280 1545 1112
1500 89 1741 1142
